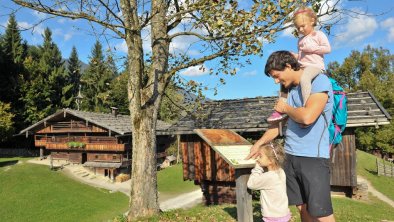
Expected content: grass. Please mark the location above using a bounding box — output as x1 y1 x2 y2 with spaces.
356 149 394 200
130 195 394 222
157 163 199 196
0 158 128 222
2 150 393 222
130 149 394 222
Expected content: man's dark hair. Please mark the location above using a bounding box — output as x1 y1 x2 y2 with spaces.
264 51 302 76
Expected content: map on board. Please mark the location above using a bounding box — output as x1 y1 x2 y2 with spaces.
193 129 255 169
212 145 256 169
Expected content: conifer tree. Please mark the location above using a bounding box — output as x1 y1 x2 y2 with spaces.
21 28 66 123
81 41 115 112
0 14 27 130
39 28 67 107
65 46 82 109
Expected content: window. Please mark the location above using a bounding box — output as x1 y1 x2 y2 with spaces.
95 155 98 159
113 155 117 160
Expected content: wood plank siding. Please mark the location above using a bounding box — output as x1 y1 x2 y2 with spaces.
181 134 238 204
330 129 357 186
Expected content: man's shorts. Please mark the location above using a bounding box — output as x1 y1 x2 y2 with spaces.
283 154 333 217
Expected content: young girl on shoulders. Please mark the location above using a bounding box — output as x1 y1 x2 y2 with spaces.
267 6 331 122
247 142 291 222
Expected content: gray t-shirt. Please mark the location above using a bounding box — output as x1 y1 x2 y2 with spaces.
284 74 333 158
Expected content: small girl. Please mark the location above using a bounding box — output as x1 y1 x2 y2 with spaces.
267 6 331 122
247 142 291 222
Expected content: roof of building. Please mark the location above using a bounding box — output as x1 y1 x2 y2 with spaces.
166 91 392 135
19 108 171 136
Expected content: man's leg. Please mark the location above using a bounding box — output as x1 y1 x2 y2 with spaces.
296 204 335 222
298 157 335 222
296 204 313 222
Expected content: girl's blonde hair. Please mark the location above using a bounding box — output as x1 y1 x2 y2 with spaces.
260 142 285 167
293 6 317 26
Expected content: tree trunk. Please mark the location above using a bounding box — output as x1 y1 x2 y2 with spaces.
128 106 159 220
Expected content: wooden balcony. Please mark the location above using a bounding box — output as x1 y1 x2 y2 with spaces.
44 142 127 151
34 135 129 151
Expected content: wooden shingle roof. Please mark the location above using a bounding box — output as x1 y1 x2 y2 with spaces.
19 108 171 136
166 91 391 135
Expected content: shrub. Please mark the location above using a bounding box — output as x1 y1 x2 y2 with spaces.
0 101 15 142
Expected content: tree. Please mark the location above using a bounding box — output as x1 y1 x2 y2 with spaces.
11 0 340 219
0 14 26 103
328 46 394 154
0 14 27 131
39 28 67 108
65 46 82 109
81 41 115 112
20 28 66 124
0 101 15 142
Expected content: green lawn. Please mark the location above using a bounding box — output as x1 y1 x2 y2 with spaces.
356 149 394 200
0 158 128 222
130 149 394 222
132 195 394 222
157 163 199 195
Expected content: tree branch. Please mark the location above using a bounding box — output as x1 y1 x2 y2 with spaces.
12 0 125 38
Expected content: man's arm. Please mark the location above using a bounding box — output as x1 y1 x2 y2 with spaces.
245 121 281 160
275 92 328 125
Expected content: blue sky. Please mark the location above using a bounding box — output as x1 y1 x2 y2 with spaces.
1 0 393 100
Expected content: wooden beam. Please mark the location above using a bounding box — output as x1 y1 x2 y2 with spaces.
235 168 253 222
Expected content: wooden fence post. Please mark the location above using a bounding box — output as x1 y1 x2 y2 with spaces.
235 168 253 222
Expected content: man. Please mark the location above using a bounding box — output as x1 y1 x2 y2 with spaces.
246 51 335 222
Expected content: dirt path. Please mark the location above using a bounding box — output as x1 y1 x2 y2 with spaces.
27 158 202 211
357 175 394 208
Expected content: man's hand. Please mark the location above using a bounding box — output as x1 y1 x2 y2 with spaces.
245 143 261 160
274 98 289 114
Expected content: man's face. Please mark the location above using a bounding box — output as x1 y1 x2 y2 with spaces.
269 66 292 88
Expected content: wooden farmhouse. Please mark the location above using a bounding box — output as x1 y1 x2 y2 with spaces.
166 91 392 204
19 108 172 180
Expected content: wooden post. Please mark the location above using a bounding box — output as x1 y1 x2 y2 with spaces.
177 135 180 164
235 168 253 222
40 148 44 160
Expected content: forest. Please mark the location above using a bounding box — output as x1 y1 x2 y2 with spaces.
0 14 393 154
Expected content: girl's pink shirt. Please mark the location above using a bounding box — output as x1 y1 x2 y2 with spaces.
297 30 331 70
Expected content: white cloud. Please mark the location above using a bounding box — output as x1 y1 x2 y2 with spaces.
381 17 394 42
64 33 73 41
115 40 128 53
318 0 341 24
333 12 378 47
32 11 47 19
57 18 67 24
282 25 295 38
18 21 45 35
179 65 209 76
242 70 257 76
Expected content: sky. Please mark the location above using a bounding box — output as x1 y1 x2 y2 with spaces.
0 0 393 100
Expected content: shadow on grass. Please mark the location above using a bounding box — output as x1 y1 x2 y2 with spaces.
365 168 378 176
0 160 18 167
223 202 262 221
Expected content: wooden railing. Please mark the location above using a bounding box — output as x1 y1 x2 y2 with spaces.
34 135 129 151
45 143 127 151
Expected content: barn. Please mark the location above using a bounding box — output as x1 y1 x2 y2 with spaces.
166 91 392 204
19 108 172 180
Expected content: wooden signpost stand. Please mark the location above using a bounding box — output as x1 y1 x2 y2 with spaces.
194 129 255 222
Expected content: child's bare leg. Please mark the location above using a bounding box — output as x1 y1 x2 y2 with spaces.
301 66 323 106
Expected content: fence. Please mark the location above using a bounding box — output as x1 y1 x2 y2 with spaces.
0 148 40 157
376 158 394 177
